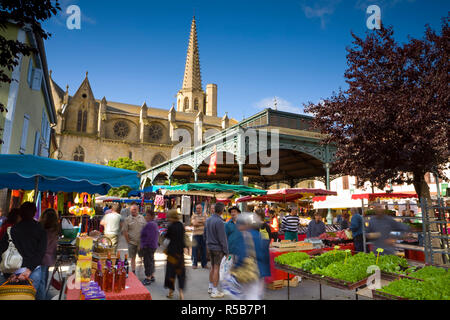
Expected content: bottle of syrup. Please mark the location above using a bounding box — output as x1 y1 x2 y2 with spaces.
114 261 123 293
123 253 129 277
95 261 104 290
104 260 114 292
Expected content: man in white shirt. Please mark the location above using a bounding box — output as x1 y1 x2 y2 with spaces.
100 203 122 249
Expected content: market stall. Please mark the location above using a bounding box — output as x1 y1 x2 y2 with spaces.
351 192 422 259
273 248 442 300
237 188 341 288
0 154 141 300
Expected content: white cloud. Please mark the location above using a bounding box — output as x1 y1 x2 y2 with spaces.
300 0 342 29
253 97 307 115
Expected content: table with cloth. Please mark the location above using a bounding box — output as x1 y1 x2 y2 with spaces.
66 272 152 300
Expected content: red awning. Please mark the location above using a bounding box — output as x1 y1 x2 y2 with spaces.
312 196 327 202
351 193 418 201
237 188 337 203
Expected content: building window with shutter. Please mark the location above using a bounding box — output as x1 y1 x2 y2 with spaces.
343 176 349 190
19 114 30 154
27 58 33 87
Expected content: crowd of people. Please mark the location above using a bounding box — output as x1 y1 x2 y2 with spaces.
0 198 416 301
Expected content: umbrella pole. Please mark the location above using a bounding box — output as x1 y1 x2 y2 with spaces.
33 176 40 203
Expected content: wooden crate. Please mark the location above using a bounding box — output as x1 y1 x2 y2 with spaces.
283 276 299 287
266 280 284 290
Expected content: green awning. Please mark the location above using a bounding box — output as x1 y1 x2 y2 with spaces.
160 183 267 198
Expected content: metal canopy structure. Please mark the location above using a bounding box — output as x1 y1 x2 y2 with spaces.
140 108 338 189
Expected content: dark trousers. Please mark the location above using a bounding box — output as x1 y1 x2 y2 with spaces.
164 252 186 290
353 234 364 252
142 247 156 278
270 232 279 242
191 234 207 267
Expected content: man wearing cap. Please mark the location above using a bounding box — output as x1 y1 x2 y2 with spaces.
306 212 326 239
225 206 243 258
204 202 229 298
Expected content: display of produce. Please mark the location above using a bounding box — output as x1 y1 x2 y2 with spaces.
297 250 347 271
406 265 449 280
376 275 450 300
274 252 310 267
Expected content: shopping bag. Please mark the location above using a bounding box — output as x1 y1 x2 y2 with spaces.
221 273 242 300
219 255 233 281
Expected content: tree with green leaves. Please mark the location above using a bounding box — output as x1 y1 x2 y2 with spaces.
0 0 61 143
107 157 146 197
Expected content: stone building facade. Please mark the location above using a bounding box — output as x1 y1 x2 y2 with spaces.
49 17 236 169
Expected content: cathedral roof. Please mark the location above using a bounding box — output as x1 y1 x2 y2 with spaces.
182 16 202 91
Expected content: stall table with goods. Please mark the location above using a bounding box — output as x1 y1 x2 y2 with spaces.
351 193 423 260
64 235 152 300
0 154 140 300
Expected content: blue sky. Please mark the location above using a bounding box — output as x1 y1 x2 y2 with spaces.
43 0 449 121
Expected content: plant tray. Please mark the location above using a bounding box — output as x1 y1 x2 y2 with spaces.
380 271 403 281
320 275 369 290
274 263 323 281
372 290 409 300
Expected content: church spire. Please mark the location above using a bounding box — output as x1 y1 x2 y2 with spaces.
182 16 202 91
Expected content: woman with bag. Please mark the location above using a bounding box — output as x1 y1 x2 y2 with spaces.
164 209 186 300
228 212 270 300
38 208 60 300
0 202 47 299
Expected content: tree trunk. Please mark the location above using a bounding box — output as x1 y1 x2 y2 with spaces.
413 172 444 265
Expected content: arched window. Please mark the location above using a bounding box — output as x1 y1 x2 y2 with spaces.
151 154 166 167
82 110 87 132
148 123 164 142
73 146 85 162
183 97 189 111
77 110 82 132
194 98 199 111
113 120 130 139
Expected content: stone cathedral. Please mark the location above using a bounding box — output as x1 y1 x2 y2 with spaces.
49 17 237 169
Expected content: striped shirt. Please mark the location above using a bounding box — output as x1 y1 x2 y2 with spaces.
281 215 299 233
